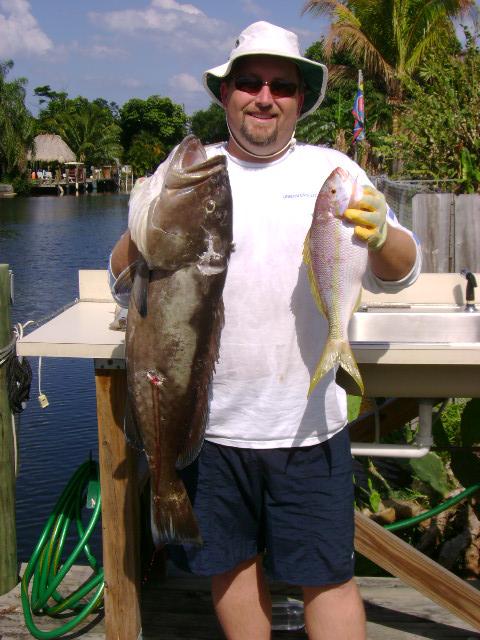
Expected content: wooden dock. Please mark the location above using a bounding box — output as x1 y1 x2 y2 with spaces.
1 565 479 639
13 271 480 640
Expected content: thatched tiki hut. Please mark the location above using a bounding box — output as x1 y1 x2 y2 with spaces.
28 134 76 165
27 135 85 194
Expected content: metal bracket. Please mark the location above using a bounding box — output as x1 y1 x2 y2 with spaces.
94 358 125 370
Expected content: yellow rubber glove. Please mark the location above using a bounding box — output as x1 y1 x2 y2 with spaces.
344 185 388 252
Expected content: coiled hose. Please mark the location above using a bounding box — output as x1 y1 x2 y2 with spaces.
21 460 104 639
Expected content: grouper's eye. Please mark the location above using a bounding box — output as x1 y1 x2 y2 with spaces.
205 199 216 214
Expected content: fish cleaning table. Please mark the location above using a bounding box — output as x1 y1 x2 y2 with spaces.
16 270 480 638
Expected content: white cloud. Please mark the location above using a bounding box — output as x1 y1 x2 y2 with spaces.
169 72 203 93
151 0 204 16
0 0 53 56
89 0 215 35
88 0 231 55
241 0 268 18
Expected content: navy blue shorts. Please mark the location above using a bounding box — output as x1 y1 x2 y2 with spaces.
169 428 355 587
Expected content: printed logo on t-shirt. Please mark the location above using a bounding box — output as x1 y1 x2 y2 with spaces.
283 192 317 199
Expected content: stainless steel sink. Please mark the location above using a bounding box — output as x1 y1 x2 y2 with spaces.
349 305 480 344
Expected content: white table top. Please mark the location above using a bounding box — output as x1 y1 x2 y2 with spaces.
17 300 125 359
16 299 480 366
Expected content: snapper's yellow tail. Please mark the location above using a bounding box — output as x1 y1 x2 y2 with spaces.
309 336 364 397
303 231 364 396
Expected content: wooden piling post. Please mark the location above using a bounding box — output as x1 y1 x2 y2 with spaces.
95 366 141 640
0 264 18 595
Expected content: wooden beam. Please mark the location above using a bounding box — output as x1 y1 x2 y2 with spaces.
0 264 18 595
355 511 480 630
95 368 141 640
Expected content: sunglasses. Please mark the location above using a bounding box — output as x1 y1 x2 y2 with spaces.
233 76 299 98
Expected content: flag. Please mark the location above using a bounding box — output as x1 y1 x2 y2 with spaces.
352 70 365 143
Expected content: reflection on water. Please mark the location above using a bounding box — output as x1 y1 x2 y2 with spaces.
0 193 129 561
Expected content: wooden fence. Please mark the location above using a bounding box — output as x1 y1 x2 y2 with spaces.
412 193 480 273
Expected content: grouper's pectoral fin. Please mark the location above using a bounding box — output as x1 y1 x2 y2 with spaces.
176 297 226 470
131 257 150 317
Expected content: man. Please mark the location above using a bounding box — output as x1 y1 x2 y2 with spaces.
110 21 421 640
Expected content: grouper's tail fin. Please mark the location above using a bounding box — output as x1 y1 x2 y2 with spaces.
150 479 202 547
309 337 364 397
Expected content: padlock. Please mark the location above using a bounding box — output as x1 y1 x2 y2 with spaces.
38 393 49 408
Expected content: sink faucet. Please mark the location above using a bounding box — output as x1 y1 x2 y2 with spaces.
460 269 477 312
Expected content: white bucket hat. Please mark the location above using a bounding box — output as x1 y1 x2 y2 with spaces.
203 21 328 120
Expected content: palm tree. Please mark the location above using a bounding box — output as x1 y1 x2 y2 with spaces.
303 0 475 130
0 60 34 177
60 103 123 166
39 100 123 167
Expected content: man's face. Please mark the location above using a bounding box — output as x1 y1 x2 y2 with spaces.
220 55 304 161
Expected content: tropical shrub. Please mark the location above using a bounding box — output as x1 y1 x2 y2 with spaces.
0 60 34 179
373 31 480 188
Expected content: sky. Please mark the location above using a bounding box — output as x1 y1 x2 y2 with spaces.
0 0 331 117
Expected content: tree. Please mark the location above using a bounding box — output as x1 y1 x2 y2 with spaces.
36 93 123 167
304 0 475 133
119 96 187 162
126 130 165 176
376 30 480 189
34 85 68 107
0 60 34 179
296 39 392 157
190 103 228 145
92 98 120 121
59 103 122 166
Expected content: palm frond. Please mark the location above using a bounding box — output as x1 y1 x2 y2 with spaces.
303 0 346 19
329 24 396 90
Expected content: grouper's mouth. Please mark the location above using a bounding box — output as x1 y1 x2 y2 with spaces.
165 135 227 189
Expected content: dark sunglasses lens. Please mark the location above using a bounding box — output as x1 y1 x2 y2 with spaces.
270 81 297 97
234 77 298 97
234 78 263 94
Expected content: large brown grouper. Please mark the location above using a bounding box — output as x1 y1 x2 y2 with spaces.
126 135 233 546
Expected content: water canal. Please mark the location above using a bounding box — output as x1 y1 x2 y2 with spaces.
0 193 129 561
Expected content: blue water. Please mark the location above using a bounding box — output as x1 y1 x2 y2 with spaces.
0 193 129 561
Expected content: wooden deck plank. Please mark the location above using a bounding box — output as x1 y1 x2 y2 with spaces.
1 567 479 639
355 512 480 630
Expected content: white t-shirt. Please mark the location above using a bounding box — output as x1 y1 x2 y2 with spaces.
111 141 422 449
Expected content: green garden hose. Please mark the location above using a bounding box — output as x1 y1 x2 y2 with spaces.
21 459 104 639
384 482 480 532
